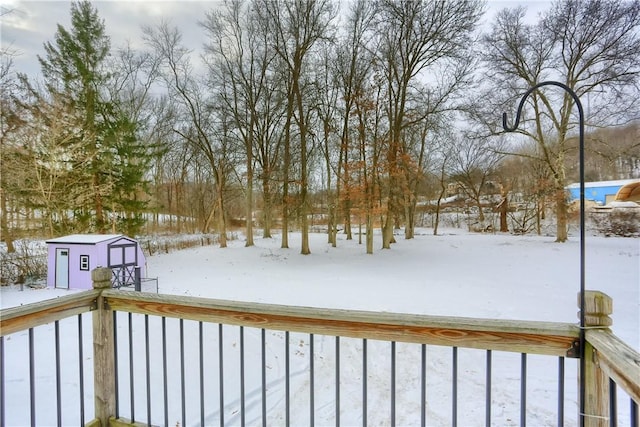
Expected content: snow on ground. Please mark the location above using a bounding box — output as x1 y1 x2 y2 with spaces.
1 228 638 426
144 228 639 347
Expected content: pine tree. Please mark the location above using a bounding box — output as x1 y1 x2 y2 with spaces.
37 0 151 234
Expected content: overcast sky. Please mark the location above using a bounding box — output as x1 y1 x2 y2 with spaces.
1 0 551 80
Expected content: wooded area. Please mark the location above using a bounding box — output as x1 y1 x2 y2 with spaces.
1 0 639 253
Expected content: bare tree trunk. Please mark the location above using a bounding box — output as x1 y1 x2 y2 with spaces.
262 176 273 238
216 173 227 248
1 188 15 253
555 188 568 242
499 188 509 233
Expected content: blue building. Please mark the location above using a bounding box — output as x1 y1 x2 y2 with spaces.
566 179 639 205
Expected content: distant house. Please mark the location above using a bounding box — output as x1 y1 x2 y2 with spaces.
566 179 640 205
45 234 146 290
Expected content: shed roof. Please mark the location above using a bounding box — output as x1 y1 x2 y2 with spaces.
46 234 124 244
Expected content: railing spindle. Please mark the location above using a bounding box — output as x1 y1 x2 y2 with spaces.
421 344 426 427
261 328 267 427
391 341 396 427
609 379 617 427
200 322 205 427
286 330 290 427
240 326 245 427
452 347 457 427
128 312 135 423
630 399 638 427
486 349 492 427
558 356 565 427
336 336 340 427
180 319 186 427
29 328 35 427
162 316 168 427
55 320 61 427
77 315 85 426
218 323 224 427
363 338 367 427
521 353 527 427
0 336 4 427
310 333 315 426
145 315 151 426
113 312 120 419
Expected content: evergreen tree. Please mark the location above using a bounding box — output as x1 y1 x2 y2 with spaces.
36 0 151 234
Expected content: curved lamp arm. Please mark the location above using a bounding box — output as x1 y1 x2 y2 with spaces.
501 80 587 427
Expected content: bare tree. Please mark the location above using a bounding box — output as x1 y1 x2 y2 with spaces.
144 21 232 247
257 0 337 254
481 0 640 241
447 133 506 230
332 0 376 249
373 0 484 248
202 0 279 246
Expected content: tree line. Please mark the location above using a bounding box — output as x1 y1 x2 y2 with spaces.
1 0 638 254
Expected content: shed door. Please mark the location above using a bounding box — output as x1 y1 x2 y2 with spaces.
55 248 69 289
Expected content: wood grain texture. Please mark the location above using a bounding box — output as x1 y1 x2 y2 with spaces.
103 290 579 356
586 329 640 404
0 290 99 336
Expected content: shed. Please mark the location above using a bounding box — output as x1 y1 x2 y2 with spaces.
45 234 147 290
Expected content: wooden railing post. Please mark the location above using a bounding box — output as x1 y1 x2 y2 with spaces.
580 290 613 427
92 267 115 426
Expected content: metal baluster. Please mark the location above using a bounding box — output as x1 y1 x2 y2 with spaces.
286 331 290 427
421 344 426 427
29 328 35 427
452 347 457 427
558 357 565 427
336 336 341 427
363 339 367 427
181 319 186 427
262 329 267 427
521 353 527 427
114 312 120 418
609 378 617 427
145 315 151 426
391 341 396 427
240 326 245 427
55 320 61 427
200 322 205 427
310 334 315 427
162 317 168 427
218 323 224 427
0 336 4 427
486 350 492 427
129 313 135 423
630 398 638 427
78 315 85 426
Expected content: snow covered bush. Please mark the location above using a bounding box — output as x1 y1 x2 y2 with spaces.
590 203 640 237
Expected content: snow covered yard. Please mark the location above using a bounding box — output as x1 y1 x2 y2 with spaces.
1 229 638 426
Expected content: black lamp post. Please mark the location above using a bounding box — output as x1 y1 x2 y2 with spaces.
502 81 586 426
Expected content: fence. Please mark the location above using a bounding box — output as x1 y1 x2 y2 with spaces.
0 268 638 426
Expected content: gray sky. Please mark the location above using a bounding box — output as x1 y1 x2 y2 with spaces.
1 0 552 80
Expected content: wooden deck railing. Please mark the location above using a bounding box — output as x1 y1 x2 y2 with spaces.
1 267 638 426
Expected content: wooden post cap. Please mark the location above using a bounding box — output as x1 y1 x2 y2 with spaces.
579 290 613 327
92 267 113 289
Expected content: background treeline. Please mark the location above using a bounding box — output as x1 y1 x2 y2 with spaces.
1 0 639 254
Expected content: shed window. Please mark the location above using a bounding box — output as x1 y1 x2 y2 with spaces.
80 255 90 271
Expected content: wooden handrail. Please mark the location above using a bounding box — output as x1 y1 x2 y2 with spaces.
102 289 580 357
0 290 100 336
586 329 640 404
